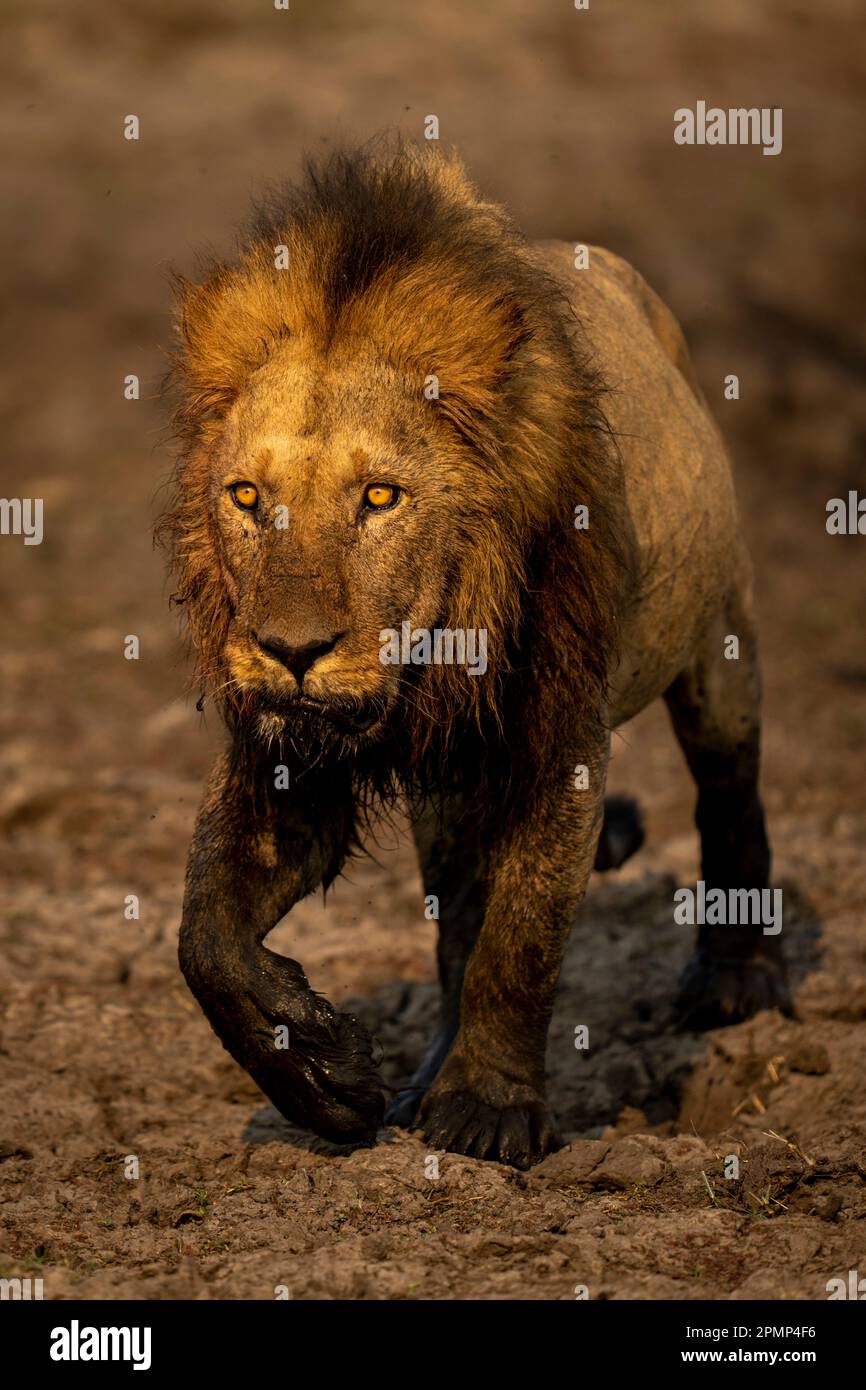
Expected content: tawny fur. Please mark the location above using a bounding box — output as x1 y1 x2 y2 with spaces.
159 144 627 789
159 143 783 1167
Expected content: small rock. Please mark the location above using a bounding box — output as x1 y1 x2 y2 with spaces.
532 1140 610 1184
592 1138 666 1189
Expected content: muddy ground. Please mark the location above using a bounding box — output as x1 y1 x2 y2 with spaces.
1 1 865 1299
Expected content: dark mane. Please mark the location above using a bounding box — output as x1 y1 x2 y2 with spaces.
158 140 630 815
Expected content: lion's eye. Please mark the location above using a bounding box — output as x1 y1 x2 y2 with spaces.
363 484 399 511
230 482 259 510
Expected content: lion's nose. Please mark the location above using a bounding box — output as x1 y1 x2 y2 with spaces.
254 630 343 683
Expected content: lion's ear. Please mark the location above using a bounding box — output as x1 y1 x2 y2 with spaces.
350 270 531 446
170 272 205 350
430 296 533 447
168 260 279 429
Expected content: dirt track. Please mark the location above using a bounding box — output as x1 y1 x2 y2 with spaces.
1 0 865 1299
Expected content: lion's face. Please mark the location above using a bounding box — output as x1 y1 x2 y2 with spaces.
164 147 624 786
212 337 478 744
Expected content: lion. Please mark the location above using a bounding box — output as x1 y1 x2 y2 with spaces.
159 143 788 1168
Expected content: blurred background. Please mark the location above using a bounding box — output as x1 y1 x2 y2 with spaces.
1 0 864 1299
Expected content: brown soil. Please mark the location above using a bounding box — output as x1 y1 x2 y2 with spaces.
1 0 864 1300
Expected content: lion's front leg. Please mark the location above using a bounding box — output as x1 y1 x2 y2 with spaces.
179 749 384 1144
419 745 608 1168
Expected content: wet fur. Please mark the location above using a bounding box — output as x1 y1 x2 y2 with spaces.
159 144 628 805
159 142 784 1165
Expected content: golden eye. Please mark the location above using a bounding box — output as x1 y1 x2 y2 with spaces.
364 483 399 510
230 482 258 510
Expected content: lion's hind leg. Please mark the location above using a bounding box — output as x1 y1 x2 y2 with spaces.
665 598 792 1029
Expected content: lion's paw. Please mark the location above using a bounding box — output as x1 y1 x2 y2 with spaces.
675 949 794 1031
418 1085 560 1169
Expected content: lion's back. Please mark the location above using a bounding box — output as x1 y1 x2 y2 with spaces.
535 239 751 722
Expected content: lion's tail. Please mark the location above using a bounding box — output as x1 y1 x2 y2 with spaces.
593 794 645 872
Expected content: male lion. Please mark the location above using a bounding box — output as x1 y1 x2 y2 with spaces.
160 144 787 1168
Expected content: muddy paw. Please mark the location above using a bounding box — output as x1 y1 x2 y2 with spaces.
675 949 794 1031
419 1086 560 1169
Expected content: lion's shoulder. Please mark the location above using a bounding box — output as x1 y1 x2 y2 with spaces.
534 240 702 399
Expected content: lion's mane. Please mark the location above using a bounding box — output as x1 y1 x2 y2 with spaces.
158 141 627 803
